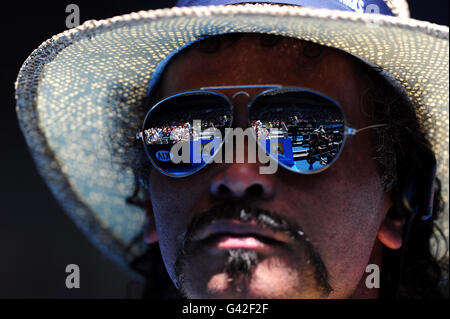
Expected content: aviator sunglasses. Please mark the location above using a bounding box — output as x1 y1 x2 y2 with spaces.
137 85 385 177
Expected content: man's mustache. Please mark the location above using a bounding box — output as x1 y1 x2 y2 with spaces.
178 202 333 296
184 202 297 243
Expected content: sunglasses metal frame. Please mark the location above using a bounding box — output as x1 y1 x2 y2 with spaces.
137 85 385 178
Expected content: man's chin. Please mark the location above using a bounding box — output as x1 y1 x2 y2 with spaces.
179 253 324 299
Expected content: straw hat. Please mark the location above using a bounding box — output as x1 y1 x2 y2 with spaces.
15 0 448 280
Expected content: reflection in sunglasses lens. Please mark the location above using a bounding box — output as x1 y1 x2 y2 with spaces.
143 93 231 176
249 90 345 173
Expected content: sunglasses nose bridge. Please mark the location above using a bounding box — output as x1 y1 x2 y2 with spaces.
231 90 251 101
230 91 251 128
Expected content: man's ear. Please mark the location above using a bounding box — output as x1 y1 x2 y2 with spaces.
144 200 158 244
376 194 405 250
376 206 405 250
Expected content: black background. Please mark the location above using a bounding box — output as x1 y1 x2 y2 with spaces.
1 0 448 298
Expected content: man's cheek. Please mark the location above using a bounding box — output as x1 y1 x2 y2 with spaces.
153 200 188 247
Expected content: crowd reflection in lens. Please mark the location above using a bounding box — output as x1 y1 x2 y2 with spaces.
250 106 345 172
141 110 230 145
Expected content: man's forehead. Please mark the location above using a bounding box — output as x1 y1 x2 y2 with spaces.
158 34 366 114
176 34 324 61
160 35 336 91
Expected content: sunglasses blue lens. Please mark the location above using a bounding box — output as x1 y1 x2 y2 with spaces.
249 90 346 174
143 92 232 176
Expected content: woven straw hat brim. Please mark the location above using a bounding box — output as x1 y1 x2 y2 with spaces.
15 4 449 280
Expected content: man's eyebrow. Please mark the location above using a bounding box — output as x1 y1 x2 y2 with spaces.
302 42 324 59
192 33 325 60
194 33 243 53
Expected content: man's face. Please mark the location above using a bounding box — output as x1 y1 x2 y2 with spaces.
147 35 391 298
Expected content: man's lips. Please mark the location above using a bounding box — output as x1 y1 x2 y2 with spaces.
191 219 292 251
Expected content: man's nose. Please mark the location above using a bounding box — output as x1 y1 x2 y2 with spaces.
209 90 276 201
210 163 276 200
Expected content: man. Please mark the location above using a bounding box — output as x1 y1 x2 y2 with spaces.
133 33 447 298
290 115 299 143
15 0 448 299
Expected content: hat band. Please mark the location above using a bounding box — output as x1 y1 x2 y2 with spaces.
176 0 395 16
